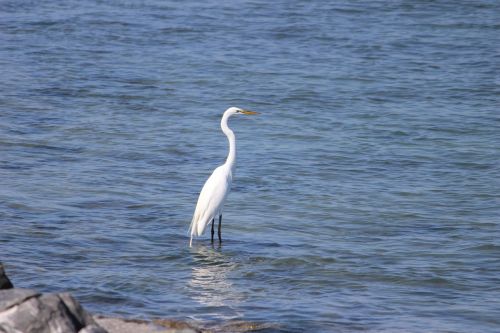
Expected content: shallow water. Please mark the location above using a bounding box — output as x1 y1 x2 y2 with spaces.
1 1 499 332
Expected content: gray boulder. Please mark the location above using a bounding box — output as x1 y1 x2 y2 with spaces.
0 289 108 333
78 325 108 333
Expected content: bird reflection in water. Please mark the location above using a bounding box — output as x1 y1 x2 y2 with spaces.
188 245 244 319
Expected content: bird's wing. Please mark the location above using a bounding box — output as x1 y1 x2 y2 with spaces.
189 165 232 237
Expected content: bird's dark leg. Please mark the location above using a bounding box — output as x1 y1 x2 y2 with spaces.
218 214 222 244
210 218 215 243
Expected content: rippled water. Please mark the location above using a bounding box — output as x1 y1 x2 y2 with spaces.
1 1 499 332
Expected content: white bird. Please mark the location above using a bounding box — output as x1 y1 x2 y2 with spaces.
189 107 259 247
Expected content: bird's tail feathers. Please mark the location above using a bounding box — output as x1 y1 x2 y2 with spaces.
189 213 212 238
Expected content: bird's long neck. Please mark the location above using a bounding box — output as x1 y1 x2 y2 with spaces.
221 112 236 171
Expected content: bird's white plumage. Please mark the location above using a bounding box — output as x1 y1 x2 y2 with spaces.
189 165 232 237
189 107 258 247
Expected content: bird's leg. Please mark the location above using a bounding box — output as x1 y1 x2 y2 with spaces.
211 218 215 243
218 214 222 244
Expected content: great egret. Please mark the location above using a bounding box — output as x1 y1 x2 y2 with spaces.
189 107 259 247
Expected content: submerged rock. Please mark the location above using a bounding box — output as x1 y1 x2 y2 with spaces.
0 289 107 333
95 316 200 333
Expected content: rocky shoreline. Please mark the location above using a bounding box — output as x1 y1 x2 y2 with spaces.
1 264 200 333
0 263 200 333
0 263 277 333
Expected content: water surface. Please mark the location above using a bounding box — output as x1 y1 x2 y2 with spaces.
1 1 499 332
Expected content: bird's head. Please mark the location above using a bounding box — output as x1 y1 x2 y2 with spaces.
225 107 260 116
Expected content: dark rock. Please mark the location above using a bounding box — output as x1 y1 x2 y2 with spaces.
0 289 108 333
0 265 13 290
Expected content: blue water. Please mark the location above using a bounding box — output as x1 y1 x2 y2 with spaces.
1 1 499 332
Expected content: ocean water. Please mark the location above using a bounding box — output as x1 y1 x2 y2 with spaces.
1 1 499 332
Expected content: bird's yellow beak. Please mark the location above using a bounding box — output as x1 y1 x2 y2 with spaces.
241 110 260 115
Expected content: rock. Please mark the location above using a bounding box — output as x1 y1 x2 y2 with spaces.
78 325 108 333
94 316 163 333
0 264 250 333
215 320 281 332
59 293 97 328
0 289 108 333
0 264 13 290
0 289 40 310
95 316 200 333
153 319 200 332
